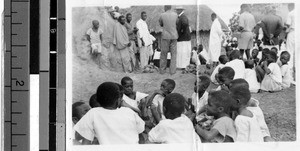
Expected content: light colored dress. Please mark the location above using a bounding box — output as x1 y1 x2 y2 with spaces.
244 68 260 93
225 59 246 79
211 116 237 142
209 18 224 63
260 62 282 91
86 28 103 53
280 64 292 89
235 114 264 142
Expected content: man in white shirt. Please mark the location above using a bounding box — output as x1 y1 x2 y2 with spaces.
209 13 224 67
136 11 154 69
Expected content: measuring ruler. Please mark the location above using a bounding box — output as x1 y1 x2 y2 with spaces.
4 0 30 151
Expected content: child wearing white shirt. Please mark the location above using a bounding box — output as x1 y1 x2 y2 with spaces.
211 55 229 84
86 20 103 54
148 93 200 144
225 50 245 79
74 82 145 145
244 60 260 93
278 51 292 89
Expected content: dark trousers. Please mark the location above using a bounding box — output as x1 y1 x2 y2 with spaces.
160 39 177 74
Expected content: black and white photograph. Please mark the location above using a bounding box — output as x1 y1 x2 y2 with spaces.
66 0 298 150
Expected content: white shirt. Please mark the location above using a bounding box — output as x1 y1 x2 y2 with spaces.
122 91 148 109
152 94 166 119
191 91 208 114
74 107 145 144
267 62 282 83
136 19 153 46
148 114 199 144
86 28 103 44
280 64 292 88
235 114 264 142
244 68 260 93
211 116 237 142
286 10 295 30
247 98 271 138
225 59 245 79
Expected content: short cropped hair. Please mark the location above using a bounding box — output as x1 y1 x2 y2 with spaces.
219 55 228 64
218 66 235 80
198 75 211 90
141 11 146 16
96 82 121 108
268 50 277 61
72 101 85 118
126 13 132 18
211 13 217 18
209 90 233 113
118 15 125 22
229 78 249 90
244 60 254 69
281 51 290 58
164 5 172 10
164 79 176 89
229 86 251 105
163 93 185 118
89 94 100 108
121 76 132 86
229 50 240 60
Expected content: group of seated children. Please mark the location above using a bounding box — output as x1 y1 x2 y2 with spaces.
72 71 273 145
211 44 292 93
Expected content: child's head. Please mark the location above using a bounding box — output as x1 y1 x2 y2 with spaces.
251 49 259 58
266 50 277 63
219 55 229 64
206 90 233 117
228 78 249 91
89 93 100 108
261 48 270 60
163 93 185 120
216 67 235 87
121 76 134 96
92 20 99 29
229 83 251 111
229 50 240 61
280 51 290 65
244 60 254 69
160 79 176 96
270 47 278 55
194 75 211 94
96 82 123 109
72 101 91 124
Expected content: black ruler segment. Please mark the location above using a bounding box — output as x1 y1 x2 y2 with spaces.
49 0 57 150
30 0 39 74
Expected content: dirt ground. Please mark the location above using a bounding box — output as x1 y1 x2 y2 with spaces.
72 55 296 142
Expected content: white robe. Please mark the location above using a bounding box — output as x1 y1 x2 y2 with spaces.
176 41 192 68
209 18 224 63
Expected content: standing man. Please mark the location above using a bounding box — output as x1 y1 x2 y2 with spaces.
285 3 295 80
261 6 283 49
125 13 139 70
238 4 256 60
113 15 133 72
175 6 192 70
159 5 179 75
209 13 224 67
136 11 154 69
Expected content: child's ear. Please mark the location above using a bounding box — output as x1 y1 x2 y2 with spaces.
236 99 241 105
72 117 79 124
217 107 224 113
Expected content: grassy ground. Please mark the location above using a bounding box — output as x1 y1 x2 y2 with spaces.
73 55 296 142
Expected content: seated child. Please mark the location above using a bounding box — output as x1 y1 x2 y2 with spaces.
211 55 229 84
229 79 273 142
278 51 292 89
255 48 270 82
72 101 91 144
260 51 282 92
251 48 260 66
121 76 148 114
191 76 213 128
198 44 209 65
74 82 145 145
148 93 200 144
229 85 264 142
225 50 245 79
143 79 176 124
215 66 235 92
89 94 100 108
191 46 201 65
244 60 260 93
194 90 237 143
270 46 279 59
86 20 103 54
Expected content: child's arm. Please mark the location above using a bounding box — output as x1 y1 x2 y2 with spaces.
121 100 141 116
194 124 219 141
151 103 162 123
81 138 92 145
263 61 271 74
